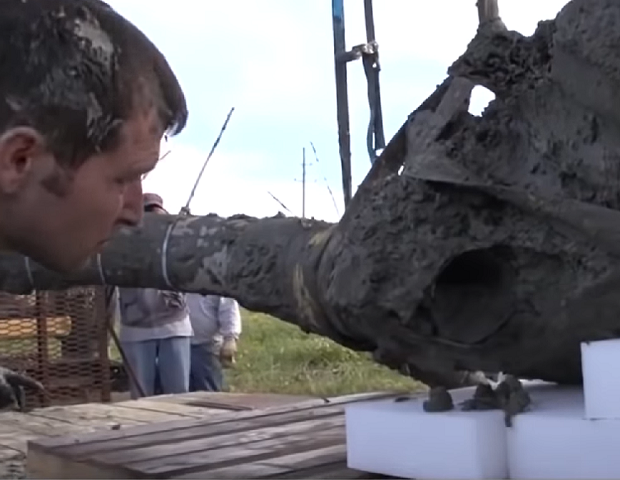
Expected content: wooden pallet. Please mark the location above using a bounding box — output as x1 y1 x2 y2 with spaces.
0 391 316 478
26 391 400 479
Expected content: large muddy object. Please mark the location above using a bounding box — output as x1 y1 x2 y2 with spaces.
1 0 620 387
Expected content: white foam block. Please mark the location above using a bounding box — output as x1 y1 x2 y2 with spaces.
582 339 620 419
508 384 620 479
345 386 508 479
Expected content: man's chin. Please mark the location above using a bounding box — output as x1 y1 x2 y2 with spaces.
25 250 91 277
38 256 89 276
96 238 111 252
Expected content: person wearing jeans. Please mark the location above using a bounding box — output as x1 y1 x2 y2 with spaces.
185 294 242 392
115 193 193 399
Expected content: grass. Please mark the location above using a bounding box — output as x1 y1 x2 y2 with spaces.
225 310 423 397
0 311 423 399
16 309 422 398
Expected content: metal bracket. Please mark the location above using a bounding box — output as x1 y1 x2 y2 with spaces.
331 0 385 209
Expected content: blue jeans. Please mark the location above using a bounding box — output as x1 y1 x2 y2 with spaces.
189 343 224 392
121 336 191 399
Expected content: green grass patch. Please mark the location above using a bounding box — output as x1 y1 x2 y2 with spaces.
225 310 422 397
107 309 423 397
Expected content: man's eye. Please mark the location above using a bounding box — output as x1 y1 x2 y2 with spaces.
116 176 132 185
116 173 144 185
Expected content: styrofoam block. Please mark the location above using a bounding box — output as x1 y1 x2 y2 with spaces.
508 383 620 479
582 339 620 419
345 385 508 479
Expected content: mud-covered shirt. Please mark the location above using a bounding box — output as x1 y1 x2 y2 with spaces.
111 287 193 342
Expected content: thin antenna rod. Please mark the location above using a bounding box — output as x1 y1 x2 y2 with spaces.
302 147 306 219
184 107 235 211
267 191 294 215
309 141 340 217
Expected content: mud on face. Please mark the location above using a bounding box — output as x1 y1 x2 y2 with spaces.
0 0 188 168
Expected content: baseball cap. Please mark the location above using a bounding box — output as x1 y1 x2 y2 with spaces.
143 193 167 212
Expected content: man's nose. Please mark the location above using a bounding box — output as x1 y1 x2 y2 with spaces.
118 181 144 227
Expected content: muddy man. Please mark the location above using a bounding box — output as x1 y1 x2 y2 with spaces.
0 0 188 409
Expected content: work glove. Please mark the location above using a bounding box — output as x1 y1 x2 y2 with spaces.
220 337 238 368
0 366 46 412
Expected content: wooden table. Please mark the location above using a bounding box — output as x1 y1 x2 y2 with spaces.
0 391 315 479
24 391 398 479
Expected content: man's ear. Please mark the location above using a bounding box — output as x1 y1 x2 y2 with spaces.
0 127 49 196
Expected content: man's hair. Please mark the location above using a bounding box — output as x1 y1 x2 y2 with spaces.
0 0 188 167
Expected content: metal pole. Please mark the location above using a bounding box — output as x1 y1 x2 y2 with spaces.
332 0 353 208
363 0 376 41
302 147 306 219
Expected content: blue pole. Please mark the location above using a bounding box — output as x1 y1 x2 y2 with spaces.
332 0 352 207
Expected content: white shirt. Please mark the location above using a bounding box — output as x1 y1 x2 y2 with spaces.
185 294 242 349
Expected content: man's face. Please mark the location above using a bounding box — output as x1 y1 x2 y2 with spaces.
0 110 163 273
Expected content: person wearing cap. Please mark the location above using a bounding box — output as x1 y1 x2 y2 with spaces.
113 193 193 399
0 1 188 408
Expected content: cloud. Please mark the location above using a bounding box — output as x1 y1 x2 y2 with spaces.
354 1 571 64
109 0 571 134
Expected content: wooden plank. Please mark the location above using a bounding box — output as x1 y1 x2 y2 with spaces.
27 391 402 479
0 411 81 434
28 435 347 480
293 465 388 479
150 392 317 411
177 460 286 479
27 449 130 479
2 436 42 456
263 445 385 479
91 415 345 467
29 391 396 452
127 420 344 477
186 445 351 479
27 402 190 427
90 402 217 422
0 413 97 455
0 454 27 480
0 431 87 455
0 446 25 462
51 401 346 458
32 420 345 479
0 394 221 460
112 399 227 418
0 408 137 455
173 438 347 479
0 391 227 465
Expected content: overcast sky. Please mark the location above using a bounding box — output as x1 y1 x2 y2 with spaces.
106 0 570 222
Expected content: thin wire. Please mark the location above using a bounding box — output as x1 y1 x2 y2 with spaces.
96 253 107 285
24 257 34 290
309 141 340 217
184 107 235 211
267 191 295 215
160 221 177 290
